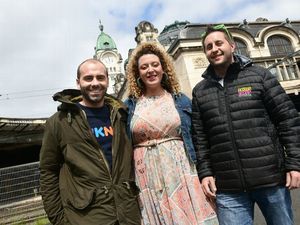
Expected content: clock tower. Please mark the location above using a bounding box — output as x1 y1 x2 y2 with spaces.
94 20 124 95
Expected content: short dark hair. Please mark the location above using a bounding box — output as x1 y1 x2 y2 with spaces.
201 24 234 50
76 58 108 79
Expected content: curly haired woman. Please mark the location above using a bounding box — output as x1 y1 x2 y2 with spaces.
124 42 218 225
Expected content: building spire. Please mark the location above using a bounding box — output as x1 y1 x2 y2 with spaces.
99 19 104 32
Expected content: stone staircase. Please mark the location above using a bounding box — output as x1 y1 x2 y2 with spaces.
0 196 48 225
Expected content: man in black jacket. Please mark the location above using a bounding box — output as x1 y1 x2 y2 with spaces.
192 24 300 225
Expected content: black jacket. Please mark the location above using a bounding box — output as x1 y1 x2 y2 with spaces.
192 55 300 192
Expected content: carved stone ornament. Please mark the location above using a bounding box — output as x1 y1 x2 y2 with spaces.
193 57 206 68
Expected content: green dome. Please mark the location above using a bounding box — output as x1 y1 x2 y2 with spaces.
96 31 117 51
95 21 117 51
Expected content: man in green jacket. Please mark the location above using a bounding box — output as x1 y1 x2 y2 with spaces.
40 58 141 225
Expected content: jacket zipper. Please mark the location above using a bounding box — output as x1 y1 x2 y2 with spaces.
109 106 119 179
223 81 247 191
98 147 112 179
108 106 121 221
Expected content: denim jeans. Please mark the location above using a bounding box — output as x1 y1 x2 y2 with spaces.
216 186 294 225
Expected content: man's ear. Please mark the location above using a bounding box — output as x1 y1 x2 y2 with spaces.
231 42 236 53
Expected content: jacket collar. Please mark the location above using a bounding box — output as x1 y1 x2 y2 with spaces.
53 89 126 112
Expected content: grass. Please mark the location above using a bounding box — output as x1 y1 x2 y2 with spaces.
12 217 50 225
35 218 50 225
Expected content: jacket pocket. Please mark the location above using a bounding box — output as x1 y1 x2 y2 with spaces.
61 187 96 210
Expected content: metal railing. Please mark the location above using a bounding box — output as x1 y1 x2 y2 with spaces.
266 50 300 81
0 161 40 206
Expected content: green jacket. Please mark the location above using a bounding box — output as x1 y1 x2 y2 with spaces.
40 89 141 225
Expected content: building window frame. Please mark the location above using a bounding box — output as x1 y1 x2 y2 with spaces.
234 38 249 57
267 35 294 57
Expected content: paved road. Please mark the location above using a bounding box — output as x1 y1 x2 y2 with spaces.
254 189 299 224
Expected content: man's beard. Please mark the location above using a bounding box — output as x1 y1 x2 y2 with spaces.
80 86 107 106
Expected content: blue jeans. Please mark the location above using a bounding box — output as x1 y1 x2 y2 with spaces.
216 186 294 225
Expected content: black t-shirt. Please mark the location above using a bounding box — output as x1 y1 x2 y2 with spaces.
77 103 113 169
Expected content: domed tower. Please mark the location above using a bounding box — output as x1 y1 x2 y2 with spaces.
124 21 160 73
135 21 159 44
94 20 124 95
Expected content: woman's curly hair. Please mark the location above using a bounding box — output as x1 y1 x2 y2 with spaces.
126 42 180 98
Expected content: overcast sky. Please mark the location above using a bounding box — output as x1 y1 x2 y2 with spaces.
0 0 299 118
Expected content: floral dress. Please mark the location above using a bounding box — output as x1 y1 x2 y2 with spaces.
130 92 218 225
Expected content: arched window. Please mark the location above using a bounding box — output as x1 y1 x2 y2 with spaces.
234 38 249 57
267 35 293 57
